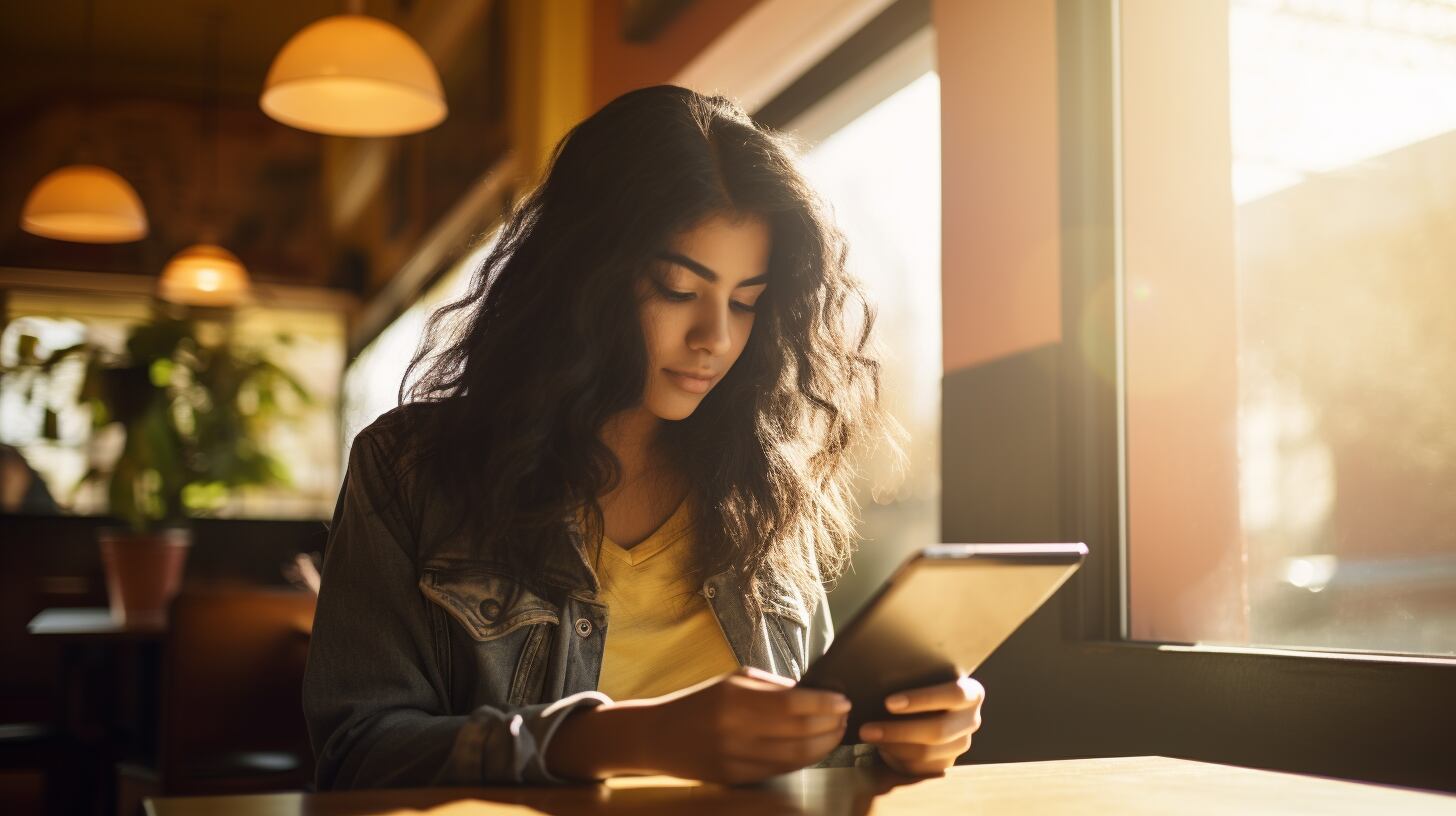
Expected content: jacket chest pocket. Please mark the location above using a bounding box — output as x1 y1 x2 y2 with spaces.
420 564 562 708
419 564 561 641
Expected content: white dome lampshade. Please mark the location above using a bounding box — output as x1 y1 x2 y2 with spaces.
158 243 251 307
21 164 149 243
260 14 447 137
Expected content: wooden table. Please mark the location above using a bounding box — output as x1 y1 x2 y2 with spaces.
27 607 166 816
26 608 166 744
145 756 1456 815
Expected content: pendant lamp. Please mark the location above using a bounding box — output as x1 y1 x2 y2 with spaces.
21 165 148 243
159 12 250 307
260 12 447 137
158 243 250 306
20 0 148 243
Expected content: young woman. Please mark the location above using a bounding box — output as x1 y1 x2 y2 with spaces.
303 85 984 789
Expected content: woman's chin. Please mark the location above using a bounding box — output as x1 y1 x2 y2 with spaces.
645 392 706 422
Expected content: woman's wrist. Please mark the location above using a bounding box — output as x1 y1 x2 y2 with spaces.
546 699 662 781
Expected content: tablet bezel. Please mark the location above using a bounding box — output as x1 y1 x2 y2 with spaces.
798 542 1088 743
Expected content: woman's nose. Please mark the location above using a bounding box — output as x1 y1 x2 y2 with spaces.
688 302 733 355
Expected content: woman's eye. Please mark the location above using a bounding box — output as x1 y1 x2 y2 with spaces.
651 279 694 302
651 278 757 314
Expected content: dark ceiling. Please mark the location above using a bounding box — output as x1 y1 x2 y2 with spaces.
0 0 351 108
0 0 505 296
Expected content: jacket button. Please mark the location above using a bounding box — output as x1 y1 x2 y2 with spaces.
575 618 593 637
478 598 502 623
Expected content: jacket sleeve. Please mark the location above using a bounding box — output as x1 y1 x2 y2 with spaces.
804 580 882 770
302 425 610 789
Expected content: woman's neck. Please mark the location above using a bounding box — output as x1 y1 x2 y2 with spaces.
599 407 667 486
597 407 686 532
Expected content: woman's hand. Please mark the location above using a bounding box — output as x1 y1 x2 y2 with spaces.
651 666 851 784
857 675 984 776
605 666 850 785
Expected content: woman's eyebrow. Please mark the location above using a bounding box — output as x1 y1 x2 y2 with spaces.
656 251 768 288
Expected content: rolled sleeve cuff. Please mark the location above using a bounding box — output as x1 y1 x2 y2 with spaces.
452 690 613 785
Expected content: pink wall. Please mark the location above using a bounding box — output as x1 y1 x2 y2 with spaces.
934 0 1063 373
590 0 764 112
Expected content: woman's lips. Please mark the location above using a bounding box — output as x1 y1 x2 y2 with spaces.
664 368 714 394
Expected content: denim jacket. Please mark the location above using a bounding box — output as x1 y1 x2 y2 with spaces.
302 405 879 789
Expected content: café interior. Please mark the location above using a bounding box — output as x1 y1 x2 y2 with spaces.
1 0 1452 814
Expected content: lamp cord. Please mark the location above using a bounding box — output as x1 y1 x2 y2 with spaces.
203 10 224 234
80 0 95 155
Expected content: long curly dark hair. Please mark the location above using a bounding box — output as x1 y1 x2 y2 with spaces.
400 85 898 620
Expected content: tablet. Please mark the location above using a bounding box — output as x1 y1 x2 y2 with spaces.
797 543 1087 744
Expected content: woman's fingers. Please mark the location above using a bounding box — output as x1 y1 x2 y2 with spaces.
727 677 850 721
859 675 985 779
859 705 981 745
884 756 953 777
877 732 973 764
719 685 849 739
883 675 985 714
737 711 847 739
725 724 846 767
877 733 974 777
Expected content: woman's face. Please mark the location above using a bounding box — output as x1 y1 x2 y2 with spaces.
637 213 771 421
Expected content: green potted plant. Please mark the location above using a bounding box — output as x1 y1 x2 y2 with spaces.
3 312 311 623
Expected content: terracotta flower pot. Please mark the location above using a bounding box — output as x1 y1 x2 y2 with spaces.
98 527 191 625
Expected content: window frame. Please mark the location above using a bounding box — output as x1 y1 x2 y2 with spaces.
752 0 931 131
957 0 1454 792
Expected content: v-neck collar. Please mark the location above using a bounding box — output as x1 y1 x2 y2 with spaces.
600 496 692 567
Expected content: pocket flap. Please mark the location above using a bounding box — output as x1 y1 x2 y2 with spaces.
419 564 560 642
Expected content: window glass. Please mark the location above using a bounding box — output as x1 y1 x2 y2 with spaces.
1122 0 1456 656
791 29 942 622
341 237 484 462
0 293 344 519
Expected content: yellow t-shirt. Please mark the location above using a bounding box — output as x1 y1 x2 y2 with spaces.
592 497 741 700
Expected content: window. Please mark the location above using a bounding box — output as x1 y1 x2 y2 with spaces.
341 235 487 461
783 27 942 623
0 289 344 519
1120 0 1456 656
0 299 145 513
910 0 1452 790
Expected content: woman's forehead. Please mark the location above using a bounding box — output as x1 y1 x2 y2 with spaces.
661 214 771 286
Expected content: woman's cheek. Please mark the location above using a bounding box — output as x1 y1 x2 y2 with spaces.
637 302 671 357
